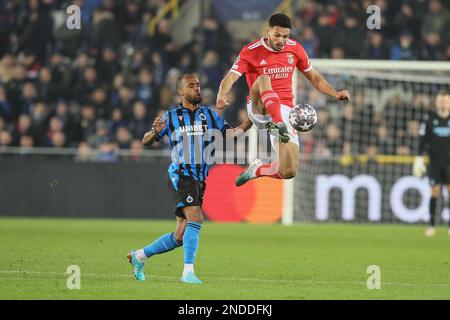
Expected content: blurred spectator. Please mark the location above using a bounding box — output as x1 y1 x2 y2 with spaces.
77 104 97 142
420 33 445 60
128 101 150 140
75 141 93 162
96 47 120 85
0 130 13 147
299 26 319 58
325 122 343 155
116 126 132 149
36 67 60 103
54 100 78 147
391 31 417 60
333 15 365 59
96 142 118 162
91 88 109 119
364 32 390 60
376 125 395 155
74 66 98 103
17 0 53 64
12 114 33 146
130 139 144 161
421 0 450 43
87 120 110 149
108 108 126 136
136 68 156 108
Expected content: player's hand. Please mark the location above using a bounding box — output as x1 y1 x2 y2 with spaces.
413 156 426 177
336 90 350 101
216 93 230 110
151 116 167 133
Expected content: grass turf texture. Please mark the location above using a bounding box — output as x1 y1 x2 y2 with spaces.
0 218 449 299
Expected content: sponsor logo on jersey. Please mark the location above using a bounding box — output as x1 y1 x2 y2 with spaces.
286 53 294 65
179 124 208 136
262 66 294 79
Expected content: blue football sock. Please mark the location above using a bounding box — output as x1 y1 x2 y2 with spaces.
143 232 183 258
183 222 202 264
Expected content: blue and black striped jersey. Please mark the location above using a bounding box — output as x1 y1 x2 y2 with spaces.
155 104 230 182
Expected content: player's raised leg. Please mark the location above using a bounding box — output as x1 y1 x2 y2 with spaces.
236 78 299 186
127 217 185 281
252 75 290 143
180 205 203 284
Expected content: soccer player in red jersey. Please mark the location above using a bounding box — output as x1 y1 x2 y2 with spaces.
216 13 350 185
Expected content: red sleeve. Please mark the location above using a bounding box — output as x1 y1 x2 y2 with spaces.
229 46 251 76
296 43 312 73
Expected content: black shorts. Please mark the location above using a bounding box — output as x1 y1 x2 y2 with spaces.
428 161 450 186
167 173 206 218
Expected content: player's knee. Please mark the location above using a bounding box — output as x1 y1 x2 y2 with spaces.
278 167 297 179
185 207 204 223
188 215 204 224
257 75 272 89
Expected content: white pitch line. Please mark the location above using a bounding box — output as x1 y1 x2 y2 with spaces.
1 270 450 289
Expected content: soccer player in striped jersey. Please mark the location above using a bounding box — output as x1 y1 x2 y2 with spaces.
127 74 252 284
217 13 349 186
413 90 450 237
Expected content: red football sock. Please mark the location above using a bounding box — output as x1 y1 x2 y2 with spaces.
255 161 283 179
260 90 283 123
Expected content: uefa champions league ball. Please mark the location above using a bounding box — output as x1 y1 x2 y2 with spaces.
289 103 318 132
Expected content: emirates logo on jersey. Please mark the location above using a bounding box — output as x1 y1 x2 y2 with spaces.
286 53 294 65
262 66 294 80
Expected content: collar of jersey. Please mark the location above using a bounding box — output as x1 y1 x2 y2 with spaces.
260 37 284 52
177 104 201 113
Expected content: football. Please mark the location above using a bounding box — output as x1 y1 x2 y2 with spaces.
289 103 318 132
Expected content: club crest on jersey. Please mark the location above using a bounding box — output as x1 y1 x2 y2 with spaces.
286 53 294 65
199 113 207 121
186 195 193 203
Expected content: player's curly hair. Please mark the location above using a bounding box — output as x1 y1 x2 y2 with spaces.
269 13 291 29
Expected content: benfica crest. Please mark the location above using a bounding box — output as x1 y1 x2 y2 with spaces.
286 53 294 65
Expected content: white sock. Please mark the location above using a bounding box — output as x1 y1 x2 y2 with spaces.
183 264 194 277
135 249 147 262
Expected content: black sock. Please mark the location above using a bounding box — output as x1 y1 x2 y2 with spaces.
429 197 437 227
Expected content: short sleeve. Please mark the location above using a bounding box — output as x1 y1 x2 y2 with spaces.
155 112 169 141
229 47 250 77
211 110 230 135
296 43 312 73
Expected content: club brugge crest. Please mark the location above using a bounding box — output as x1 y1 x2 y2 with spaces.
199 113 207 121
286 53 294 65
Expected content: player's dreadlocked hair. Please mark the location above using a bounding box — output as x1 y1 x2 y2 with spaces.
268 13 291 29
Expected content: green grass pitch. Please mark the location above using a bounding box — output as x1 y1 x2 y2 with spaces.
0 218 449 299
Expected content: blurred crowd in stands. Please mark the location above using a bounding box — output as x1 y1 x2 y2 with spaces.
0 0 449 160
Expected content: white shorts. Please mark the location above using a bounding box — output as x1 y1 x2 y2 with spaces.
246 100 300 148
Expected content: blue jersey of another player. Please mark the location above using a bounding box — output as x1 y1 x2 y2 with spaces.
155 104 230 182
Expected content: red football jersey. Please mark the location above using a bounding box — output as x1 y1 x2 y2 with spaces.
229 37 312 107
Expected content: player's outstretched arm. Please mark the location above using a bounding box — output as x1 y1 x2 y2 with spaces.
234 118 253 134
216 71 241 113
142 116 167 146
303 68 350 101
